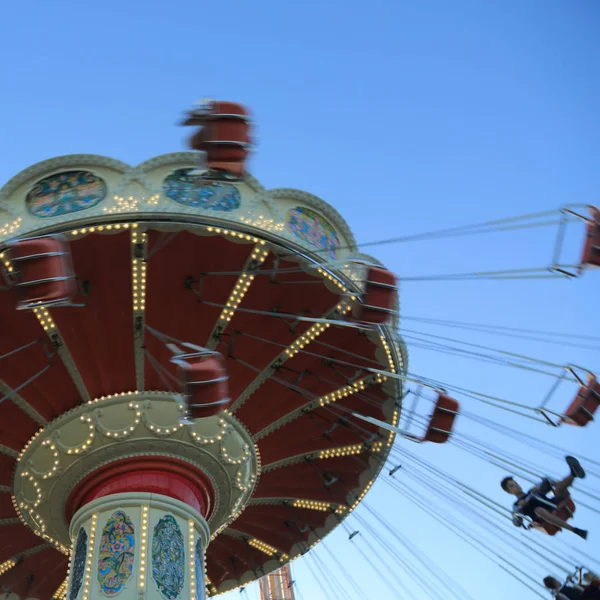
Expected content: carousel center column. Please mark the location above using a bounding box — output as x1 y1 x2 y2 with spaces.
12 394 260 600
66 476 212 600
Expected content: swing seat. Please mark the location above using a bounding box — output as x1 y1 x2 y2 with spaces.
173 351 232 420
422 393 459 443
561 375 600 427
5 235 77 310
184 101 251 178
541 493 576 536
580 206 600 268
351 266 397 326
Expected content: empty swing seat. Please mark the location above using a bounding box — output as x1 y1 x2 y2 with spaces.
580 206 600 268
175 352 233 420
561 375 600 427
541 493 576 536
6 235 77 310
351 267 397 325
422 394 460 443
184 101 251 177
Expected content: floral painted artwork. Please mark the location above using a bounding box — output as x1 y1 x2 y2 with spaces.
97 510 135 596
163 168 240 211
195 538 205 600
68 527 87 600
26 171 107 218
152 515 185 600
286 207 340 260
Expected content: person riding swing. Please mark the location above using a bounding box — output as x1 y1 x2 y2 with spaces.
501 456 588 540
543 570 600 600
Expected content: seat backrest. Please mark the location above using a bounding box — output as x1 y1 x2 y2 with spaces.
186 101 251 177
352 266 397 325
562 376 600 427
178 354 232 419
581 206 600 267
422 394 460 443
8 236 77 309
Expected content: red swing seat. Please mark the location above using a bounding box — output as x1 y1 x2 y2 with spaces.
184 101 251 178
561 375 600 427
421 394 460 443
170 344 232 421
3 235 77 310
351 266 397 326
580 206 600 268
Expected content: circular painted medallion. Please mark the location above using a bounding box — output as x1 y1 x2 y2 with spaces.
286 206 340 259
26 170 107 218
163 168 240 211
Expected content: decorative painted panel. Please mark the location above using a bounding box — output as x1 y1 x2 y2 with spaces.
152 515 185 600
163 168 240 211
286 207 340 259
195 538 205 600
68 527 87 600
97 510 135 596
26 171 107 218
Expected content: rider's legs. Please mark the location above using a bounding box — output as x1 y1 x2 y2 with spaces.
534 507 587 539
554 474 575 498
554 456 586 498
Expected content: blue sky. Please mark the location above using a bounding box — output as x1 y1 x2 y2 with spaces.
1 1 599 598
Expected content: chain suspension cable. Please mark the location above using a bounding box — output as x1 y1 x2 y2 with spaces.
389 443 513 516
351 510 452 599
397 474 558 580
344 515 416 598
293 580 307 600
195 303 588 386
317 404 594 588
275 361 401 415
318 538 368 600
306 549 351 600
0 338 44 361
356 504 474 600
447 431 600 503
402 337 561 376
394 467 555 588
356 367 552 422
387 442 600 570
396 461 573 576
398 411 553 481
450 438 600 514
365 496 556 600
460 411 600 470
337 518 407 599
400 315 600 349
301 549 343 600
317 388 600 583
402 407 600 492
147 310 572 430
144 350 180 389
397 267 580 282
229 328 553 424
196 209 571 272
398 328 580 376
0 363 52 406
362 501 477 600
386 470 549 598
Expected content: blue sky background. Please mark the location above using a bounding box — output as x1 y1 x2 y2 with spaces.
1 1 599 598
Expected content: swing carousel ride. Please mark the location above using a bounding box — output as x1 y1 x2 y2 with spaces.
0 100 598 600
